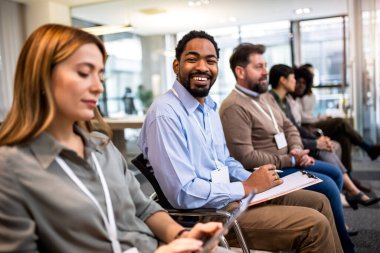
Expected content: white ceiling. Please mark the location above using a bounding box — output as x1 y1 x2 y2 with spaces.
17 0 349 35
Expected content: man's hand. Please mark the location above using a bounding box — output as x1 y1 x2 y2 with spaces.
290 149 315 167
242 164 283 195
316 136 333 152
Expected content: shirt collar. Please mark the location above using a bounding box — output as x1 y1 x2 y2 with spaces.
235 83 260 97
269 89 285 104
28 125 105 170
172 80 217 114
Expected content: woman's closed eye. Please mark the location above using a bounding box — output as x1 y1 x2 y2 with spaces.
77 71 89 78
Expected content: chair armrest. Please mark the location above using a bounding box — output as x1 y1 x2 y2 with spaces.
166 208 232 219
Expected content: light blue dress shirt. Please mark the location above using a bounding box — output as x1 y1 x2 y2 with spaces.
138 80 251 209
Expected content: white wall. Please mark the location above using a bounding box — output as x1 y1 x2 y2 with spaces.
25 0 71 36
0 0 25 121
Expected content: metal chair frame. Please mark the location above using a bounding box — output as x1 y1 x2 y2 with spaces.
131 153 250 253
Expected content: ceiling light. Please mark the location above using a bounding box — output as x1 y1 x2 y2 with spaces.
82 25 134 36
294 7 312 15
139 8 166 15
303 8 311 14
188 0 210 7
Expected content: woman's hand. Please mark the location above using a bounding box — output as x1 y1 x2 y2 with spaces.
157 222 223 253
184 222 223 253
316 136 333 152
155 238 203 253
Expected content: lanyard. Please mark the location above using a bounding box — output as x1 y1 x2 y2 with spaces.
55 153 122 253
171 88 219 163
234 88 280 134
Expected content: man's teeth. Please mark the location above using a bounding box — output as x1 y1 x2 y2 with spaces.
193 76 207 81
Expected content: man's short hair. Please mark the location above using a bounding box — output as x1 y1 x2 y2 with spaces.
175 30 220 60
269 64 294 89
229 43 266 79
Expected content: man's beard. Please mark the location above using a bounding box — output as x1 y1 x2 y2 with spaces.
248 77 268 94
251 82 268 94
180 71 214 98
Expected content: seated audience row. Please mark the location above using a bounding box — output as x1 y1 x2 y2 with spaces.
0 24 225 253
138 32 344 252
3 25 375 253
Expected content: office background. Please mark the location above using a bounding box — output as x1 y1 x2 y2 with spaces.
1 1 380 252
1 0 380 146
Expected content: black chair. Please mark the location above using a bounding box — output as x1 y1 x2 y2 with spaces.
131 153 250 253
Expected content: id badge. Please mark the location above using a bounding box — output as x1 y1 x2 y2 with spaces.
211 162 230 183
123 248 139 253
274 132 287 149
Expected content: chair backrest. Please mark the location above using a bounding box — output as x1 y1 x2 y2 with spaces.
131 154 173 209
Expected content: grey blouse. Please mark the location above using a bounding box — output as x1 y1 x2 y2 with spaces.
0 126 164 253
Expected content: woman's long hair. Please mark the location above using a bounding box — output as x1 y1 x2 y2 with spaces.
0 24 111 146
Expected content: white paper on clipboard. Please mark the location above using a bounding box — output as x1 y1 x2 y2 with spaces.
249 171 322 206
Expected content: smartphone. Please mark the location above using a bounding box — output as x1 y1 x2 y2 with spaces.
199 190 256 253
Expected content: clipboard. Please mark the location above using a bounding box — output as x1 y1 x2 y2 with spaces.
200 190 257 253
249 170 322 206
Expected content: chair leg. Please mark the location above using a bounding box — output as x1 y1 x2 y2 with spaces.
232 220 250 253
219 235 230 249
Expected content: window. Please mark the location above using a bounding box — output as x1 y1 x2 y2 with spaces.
241 21 292 67
299 16 349 118
101 33 143 117
201 21 292 104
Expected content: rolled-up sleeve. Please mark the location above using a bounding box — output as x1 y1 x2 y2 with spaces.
124 165 165 221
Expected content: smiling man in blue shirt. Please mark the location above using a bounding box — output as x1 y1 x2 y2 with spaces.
138 30 343 252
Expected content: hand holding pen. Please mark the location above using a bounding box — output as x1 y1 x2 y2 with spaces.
242 164 283 195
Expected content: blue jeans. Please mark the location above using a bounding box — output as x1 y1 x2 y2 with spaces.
281 160 356 253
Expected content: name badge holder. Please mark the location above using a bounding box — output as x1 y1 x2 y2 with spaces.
55 153 123 253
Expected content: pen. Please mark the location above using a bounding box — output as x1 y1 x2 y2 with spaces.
253 167 283 173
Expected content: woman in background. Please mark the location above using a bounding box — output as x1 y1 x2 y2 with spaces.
269 64 379 211
0 24 223 253
293 65 380 191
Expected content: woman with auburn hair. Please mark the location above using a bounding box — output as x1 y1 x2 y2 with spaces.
0 24 224 253
0 24 110 145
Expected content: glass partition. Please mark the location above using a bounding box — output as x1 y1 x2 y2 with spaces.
200 21 292 105
101 33 143 117
299 16 350 118
241 21 292 67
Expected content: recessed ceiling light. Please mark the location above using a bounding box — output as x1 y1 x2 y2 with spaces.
188 0 210 7
303 8 311 14
294 7 312 15
82 25 134 36
139 8 167 15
